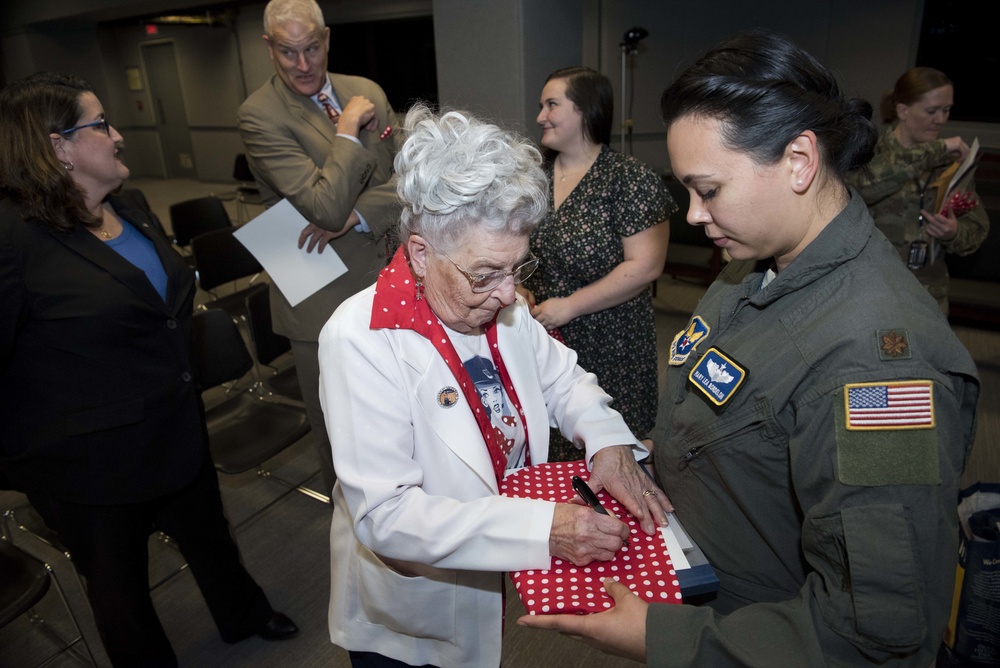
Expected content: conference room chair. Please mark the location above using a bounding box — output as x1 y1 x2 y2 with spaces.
189 227 263 322
0 537 97 667
192 309 327 522
168 196 233 266
2 504 188 600
243 283 303 404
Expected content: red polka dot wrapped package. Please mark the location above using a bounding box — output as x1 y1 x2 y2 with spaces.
500 459 682 615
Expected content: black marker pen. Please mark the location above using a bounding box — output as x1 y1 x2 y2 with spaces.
572 475 628 547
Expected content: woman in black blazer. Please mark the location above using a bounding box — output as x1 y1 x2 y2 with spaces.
0 73 297 667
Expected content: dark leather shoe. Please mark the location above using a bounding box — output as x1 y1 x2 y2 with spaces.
257 612 299 641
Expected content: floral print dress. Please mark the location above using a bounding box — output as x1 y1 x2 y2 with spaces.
525 146 674 453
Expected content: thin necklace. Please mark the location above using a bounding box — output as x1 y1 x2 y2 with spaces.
97 208 115 239
555 152 596 183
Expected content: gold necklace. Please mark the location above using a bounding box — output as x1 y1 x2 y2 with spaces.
555 153 596 182
96 207 116 239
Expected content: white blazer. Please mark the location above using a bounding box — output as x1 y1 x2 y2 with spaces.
318 286 646 667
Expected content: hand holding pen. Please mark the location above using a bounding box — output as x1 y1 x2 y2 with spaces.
548 483 630 566
573 476 629 549
572 475 610 515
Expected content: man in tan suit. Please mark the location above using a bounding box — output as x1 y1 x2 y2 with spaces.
238 0 401 498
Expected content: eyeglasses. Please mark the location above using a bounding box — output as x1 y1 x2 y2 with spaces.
59 118 111 137
434 247 539 293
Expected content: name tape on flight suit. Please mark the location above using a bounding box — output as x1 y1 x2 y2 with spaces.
688 348 747 406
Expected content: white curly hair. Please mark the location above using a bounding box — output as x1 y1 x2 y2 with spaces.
394 104 548 252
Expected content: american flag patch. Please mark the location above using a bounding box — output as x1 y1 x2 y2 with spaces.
845 381 934 430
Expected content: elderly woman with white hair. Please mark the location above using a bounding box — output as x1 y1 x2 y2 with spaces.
317 105 671 668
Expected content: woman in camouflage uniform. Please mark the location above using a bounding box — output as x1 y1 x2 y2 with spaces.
848 67 989 313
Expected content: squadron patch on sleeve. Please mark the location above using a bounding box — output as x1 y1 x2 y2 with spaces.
670 315 710 366
688 347 746 406
877 329 912 361
835 380 939 486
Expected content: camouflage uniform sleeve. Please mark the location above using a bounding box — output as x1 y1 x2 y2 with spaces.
940 185 990 256
849 138 951 206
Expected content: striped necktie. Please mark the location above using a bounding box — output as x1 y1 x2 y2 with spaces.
317 93 340 124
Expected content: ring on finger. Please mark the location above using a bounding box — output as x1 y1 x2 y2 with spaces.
642 489 655 498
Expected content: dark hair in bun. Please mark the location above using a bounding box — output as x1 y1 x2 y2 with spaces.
660 30 878 178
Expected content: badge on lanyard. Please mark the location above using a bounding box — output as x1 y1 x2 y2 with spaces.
670 315 710 366
688 347 747 406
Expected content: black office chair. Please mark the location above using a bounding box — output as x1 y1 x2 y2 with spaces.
190 227 263 322
168 196 233 267
3 499 190 665
232 154 264 225
0 538 96 667
243 283 303 403
192 309 327 518
2 503 188 601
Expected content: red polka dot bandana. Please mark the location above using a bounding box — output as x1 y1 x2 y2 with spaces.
370 247 530 485
500 459 682 614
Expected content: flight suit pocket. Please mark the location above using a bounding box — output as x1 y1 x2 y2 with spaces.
674 397 781 470
806 504 925 652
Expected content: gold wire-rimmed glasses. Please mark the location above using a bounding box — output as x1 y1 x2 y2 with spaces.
431 244 539 293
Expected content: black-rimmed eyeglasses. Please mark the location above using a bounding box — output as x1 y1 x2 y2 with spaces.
434 247 539 293
59 118 111 137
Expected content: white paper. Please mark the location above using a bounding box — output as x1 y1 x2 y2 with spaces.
659 515 692 571
665 512 694 550
946 137 980 195
233 199 348 307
